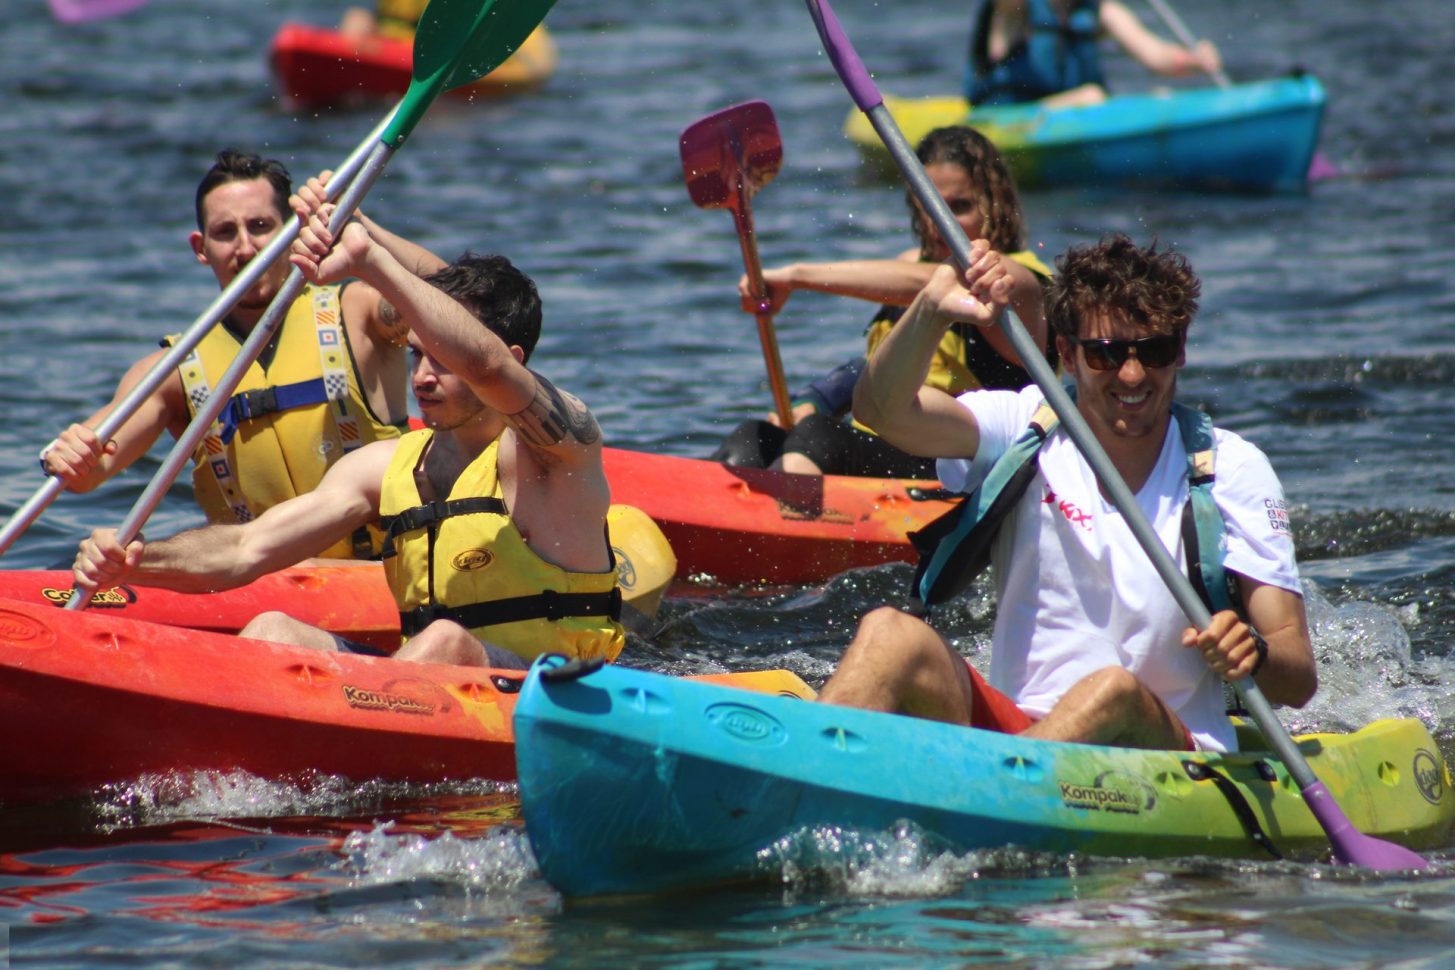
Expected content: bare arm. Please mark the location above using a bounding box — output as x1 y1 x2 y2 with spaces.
42 347 183 493
1182 578 1317 708
740 251 934 315
291 208 603 472
1100 0 1222 79
72 440 392 594
853 246 1013 457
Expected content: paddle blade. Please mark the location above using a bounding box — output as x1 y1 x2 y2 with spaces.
413 0 558 91
680 100 783 210
383 0 557 146
48 0 148 22
1302 780 1430 870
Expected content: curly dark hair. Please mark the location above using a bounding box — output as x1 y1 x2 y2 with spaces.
194 149 292 230
1046 234 1200 341
907 126 1027 257
424 252 543 363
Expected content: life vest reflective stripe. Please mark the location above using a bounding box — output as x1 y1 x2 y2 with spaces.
910 395 1233 616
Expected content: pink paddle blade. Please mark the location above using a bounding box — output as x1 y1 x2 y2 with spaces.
48 0 150 24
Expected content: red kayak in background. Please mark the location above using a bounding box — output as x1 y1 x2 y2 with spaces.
268 22 558 108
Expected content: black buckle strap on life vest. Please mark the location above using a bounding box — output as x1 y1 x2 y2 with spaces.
1181 759 1284 860
399 586 623 637
378 497 508 559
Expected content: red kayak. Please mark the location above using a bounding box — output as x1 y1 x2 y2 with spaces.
0 595 812 806
268 22 558 108
602 448 952 586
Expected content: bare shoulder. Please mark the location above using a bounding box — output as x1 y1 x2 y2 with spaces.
341 279 409 350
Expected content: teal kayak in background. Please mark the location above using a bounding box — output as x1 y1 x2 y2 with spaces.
515 658 1452 898
844 74 1327 193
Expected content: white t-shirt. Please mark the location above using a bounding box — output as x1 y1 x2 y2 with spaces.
936 386 1302 753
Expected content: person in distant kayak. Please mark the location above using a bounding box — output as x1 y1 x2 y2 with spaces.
817 234 1315 752
40 150 443 559
340 0 425 42
72 201 626 670
711 126 1055 478
966 0 1223 108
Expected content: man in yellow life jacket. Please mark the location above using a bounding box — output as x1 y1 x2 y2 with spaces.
71 203 625 670
40 150 442 559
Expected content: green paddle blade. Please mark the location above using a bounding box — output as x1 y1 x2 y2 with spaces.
382 0 558 147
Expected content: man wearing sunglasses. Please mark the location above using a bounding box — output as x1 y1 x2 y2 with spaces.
818 234 1316 753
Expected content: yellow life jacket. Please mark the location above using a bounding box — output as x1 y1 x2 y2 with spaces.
853 249 1054 433
379 430 626 664
375 0 428 38
169 284 402 559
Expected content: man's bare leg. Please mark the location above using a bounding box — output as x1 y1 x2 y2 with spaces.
817 606 977 724
238 610 340 651
1021 666 1188 749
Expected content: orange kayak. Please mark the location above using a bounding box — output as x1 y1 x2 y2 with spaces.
268 21 558 108
0 595 813 806
601 448 953 586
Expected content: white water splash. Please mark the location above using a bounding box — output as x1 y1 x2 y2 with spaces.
340 821 540 894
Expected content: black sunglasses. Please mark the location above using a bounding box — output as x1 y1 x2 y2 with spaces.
1074 333 1183 372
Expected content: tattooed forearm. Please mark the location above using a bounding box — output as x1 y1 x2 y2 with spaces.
376 299 410 348
505 372 601 447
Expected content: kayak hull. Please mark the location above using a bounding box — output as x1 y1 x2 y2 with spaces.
0 596 812 806
602 448 949 586
516 663 1454 897
268 22 557 108
845 75 1327 193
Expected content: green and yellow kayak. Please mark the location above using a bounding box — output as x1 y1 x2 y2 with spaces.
517 659 1452 897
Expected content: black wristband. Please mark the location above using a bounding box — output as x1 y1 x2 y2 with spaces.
1249 631 1268 677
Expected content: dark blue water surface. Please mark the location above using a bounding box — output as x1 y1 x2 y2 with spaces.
4 0 1455 965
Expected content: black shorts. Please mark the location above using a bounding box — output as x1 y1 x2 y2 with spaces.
711 415 937 479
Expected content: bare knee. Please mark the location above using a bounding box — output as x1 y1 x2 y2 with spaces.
241 610 303 642
393 620 489 666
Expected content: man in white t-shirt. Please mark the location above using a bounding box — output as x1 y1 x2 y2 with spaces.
818 234 1315 752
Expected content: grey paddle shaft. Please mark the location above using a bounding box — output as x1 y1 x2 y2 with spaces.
862 103 1315 788
65 140 394 611
1145 0 1233 88
0 110 395 561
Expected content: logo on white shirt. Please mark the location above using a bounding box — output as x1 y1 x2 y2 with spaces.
1043 488 1093 532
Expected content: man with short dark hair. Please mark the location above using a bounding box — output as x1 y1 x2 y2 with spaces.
819 233 1315 752
42 150 442 558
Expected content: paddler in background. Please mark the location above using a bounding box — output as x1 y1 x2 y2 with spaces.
40 150 443 560
711 126 1055 478
340 0 426 42
817 234 1315 753
966 0 1223 108
72 191 627 670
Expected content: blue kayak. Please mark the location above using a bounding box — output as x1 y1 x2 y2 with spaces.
515 659 1453 898
843 74 1327 193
